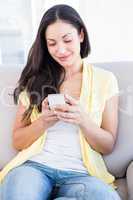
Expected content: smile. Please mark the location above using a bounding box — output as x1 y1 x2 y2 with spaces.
58 55 71 61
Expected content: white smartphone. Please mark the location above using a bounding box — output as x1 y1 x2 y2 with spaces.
48 93 66 109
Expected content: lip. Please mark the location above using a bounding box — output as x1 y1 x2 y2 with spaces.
58 55 71 61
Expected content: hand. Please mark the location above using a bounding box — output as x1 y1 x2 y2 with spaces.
40 97 59 129
53 94 90 127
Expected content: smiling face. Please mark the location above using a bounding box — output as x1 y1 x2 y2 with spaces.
45 20 84 70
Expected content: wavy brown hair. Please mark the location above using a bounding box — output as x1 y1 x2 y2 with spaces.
14 4 91 119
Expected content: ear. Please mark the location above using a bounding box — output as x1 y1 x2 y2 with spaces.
79 28 84 43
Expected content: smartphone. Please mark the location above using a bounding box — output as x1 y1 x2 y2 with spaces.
48 94 66 109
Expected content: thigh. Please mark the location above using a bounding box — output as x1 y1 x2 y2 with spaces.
1 163 54 200
56 175 121 200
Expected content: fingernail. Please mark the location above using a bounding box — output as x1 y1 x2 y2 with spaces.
66 94 69 98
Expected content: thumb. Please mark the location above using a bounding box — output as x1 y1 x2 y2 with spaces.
64 94 77 105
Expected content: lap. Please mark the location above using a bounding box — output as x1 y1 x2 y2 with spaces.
56 175 121 200
1 163 54 200
0 163 121 200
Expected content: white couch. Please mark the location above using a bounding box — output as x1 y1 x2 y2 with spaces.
0 62 133 200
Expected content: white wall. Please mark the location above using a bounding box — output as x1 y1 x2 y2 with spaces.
0 0 32 65
80 0 133 62
31 0 80 41
0 0 132 64
32 0 133 62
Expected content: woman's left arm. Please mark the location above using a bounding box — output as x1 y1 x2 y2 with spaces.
80 95 119 155
54 94 119 155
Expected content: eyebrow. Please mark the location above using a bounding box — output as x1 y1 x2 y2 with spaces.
47 33 72 41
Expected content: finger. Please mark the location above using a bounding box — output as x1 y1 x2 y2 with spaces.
42 104 49 110
42 105 50 111
42 109 57 117
53 104 70 112
57 116 76 124
42 97 50 110
56 111 77 119
42 97 48 106
47 116 58 120
64 94 78 105
54 104 78 113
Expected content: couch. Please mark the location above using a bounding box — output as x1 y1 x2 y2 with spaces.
0 62 133 200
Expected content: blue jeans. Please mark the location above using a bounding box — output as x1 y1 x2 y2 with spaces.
0 160 121 200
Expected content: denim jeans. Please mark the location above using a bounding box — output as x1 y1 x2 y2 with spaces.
0 160 121 200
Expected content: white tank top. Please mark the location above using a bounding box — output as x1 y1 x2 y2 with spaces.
29 120 88 173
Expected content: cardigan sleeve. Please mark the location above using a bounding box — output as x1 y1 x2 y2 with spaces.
18 90 30 109
105 72 119 101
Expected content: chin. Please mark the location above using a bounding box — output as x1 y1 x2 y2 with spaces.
61 61 74 68
60 58 75 67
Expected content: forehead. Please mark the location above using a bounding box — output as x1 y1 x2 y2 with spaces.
45 20 77 39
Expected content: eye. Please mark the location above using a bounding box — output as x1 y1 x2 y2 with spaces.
48 43 56 46
64 40 72 43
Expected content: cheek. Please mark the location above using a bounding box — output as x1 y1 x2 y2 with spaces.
71 41 81 53
66 42 80 53
72 38 81 48
47 46 55 56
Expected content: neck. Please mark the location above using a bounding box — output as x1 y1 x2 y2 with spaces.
65 57 83 81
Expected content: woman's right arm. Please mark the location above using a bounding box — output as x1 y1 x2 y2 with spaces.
13 98 58 151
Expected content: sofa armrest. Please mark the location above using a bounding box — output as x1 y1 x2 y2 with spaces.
126 161 133 200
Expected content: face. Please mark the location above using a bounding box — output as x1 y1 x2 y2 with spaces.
45 20 84 69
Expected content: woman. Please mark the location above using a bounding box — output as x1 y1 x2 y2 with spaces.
0 4 120 200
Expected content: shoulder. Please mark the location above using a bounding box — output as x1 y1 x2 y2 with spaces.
92 65 119 97
92 66 119 100
83 58 117 83
83 58 119 99
92 65 118 86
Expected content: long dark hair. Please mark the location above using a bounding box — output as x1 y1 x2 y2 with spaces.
14 4 91 119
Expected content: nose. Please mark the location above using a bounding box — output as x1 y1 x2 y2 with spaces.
56 43 66 55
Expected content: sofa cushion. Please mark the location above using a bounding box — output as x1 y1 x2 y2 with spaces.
115 178 128 200
126 161 133 200
0 66 22 169
95 62 133 178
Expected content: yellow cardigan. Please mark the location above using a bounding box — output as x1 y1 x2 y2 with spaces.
0 59 119 186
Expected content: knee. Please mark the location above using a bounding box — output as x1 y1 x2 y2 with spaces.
2 165 29 186
1 166 32 198
1 165 47 200
83 178 120 200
